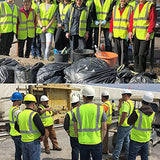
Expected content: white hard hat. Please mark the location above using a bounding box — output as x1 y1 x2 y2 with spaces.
71 95 80 104
40 95 49 101
122 89 132 95
82 86 95 97
142 92 154 103
102 90 109 97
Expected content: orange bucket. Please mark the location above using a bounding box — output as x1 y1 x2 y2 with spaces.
95 51 118 67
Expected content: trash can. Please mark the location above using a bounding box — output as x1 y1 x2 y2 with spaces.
54 49 69 62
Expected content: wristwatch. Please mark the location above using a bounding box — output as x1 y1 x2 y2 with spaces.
40 26 43 29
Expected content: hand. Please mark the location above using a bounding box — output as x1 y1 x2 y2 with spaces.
101 20 106 25
108 32 113 41
42 26 46 33
58 24 62 28
125 33 129 42
94 20 99 26
66 32 70 39
85 31 89 41
145 33 151 41
119 98 123 104
128 32 133 40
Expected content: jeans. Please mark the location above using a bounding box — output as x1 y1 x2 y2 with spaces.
40 32 53 60
112 126 132 160
11 136 22 160
31 34 41 57
80 142 102 160
128 140 149 160
70 136 80 160
22 139 41 160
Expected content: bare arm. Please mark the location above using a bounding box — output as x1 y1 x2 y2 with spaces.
46 16 56 30
101 122 107 141
37 13 43 28
40 107 52 114
118 98 123 111
73 122 78 137
118 112 127 126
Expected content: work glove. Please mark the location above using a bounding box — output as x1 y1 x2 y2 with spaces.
108 32 113 41
125 33 129 42
101 20 107 25
94 20 99 26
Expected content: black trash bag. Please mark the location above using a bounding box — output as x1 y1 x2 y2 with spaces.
37 62 70 84
30 62 44 83
64 57 117 83
0 66 8 83
0 58 20 69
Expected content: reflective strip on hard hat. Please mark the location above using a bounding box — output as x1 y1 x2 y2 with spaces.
77 105 101 132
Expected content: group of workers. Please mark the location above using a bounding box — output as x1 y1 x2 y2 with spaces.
0 0 157 72
9 85 156 160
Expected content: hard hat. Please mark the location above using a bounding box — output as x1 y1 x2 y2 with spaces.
71 95 79 104
24 94 37 103
10 92 23 101
40 95 49 102
142 92 154 103
101 90 109 97
112 99 115 102
82 86 95 97
122 89 132 95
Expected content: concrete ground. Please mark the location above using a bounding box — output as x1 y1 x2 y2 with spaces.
0 127 159 160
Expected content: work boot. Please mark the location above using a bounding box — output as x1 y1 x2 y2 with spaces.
53 147 62 151
45 150 50 154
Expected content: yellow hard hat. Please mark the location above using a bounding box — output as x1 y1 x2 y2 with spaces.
24 94 37 103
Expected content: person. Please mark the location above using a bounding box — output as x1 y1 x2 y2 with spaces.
109 89 134 160
72 86 107 160
37 95 62 154
64 95 81 160
132 0 157 73
36 0 58 60
0 0 18 56
112 100 116 116
64 0 92 62
101 90 112 155
128 92 155 160
109 0 133 67
15 94 45 160
17 0 36 58
9 92 23 160
54 0 71 51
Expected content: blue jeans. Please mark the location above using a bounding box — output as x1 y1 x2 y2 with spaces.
31 34 41 57
80 142 102 160
128 140 149 160
112 126 132 160
22 139 41 160
70 137 80 160
11 136 22 160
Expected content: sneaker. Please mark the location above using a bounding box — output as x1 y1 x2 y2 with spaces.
45 150 50 154
53 147 62 151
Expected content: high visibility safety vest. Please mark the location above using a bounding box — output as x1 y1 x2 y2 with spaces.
86 0 93 11
133 2 154 40
59 2 71 23
74 103 103 145
103 101 112 124
17 109 41 142
9 106 21 136
69 6 88 37
118 100 134 127
112 103 116 110
113 4 132 39
38 105 53 127
67 109 77 137
128 0 137 9
93 0 113 28
36 3 57 34
0 2 18 33
130 109 155 143
18 10 36 40
31 0 38 13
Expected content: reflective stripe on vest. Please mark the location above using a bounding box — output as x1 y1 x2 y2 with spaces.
104 102 112 117
133 2 154 40
104 101 112 124
9 107 17 124
119 101 132 118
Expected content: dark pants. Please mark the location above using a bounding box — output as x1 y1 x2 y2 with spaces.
133 35 150 73
128 140 149 160
55 27 69 50
0 32 14 56
80 142 102 160
18 37 33 58
70 137 80 160
114 38 129 67
94 28 112 51
86 27 93 49
11 135 22 160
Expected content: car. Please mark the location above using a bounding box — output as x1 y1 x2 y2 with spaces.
155 5 160 37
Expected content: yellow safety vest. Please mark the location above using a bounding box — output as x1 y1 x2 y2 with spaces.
102 101 112 124
31 0 38 13
0 2 18 33
38 105 53 127
128 0 136 9
18 10 35 40
133 2 154 40
36 3 57 34
74 103 103 145
86 0 93 11
9 106 21 136
118 100 134 127
112 103 116 110
69 6 88 37
17 109 41 142
93 0 113 28
113 4 132 39
130 109 155 143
